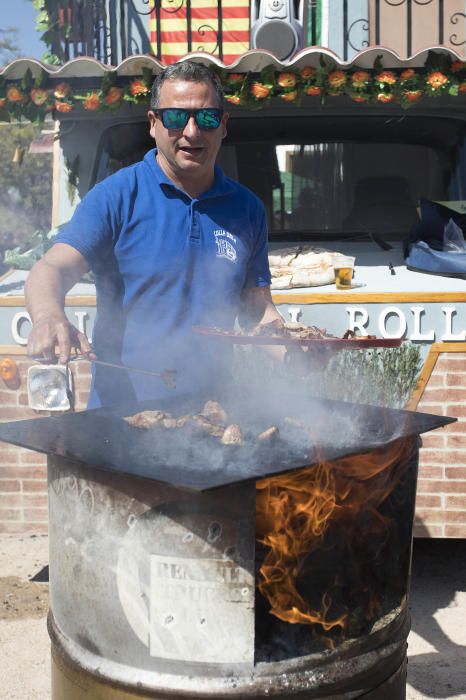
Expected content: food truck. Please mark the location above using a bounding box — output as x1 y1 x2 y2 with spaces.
1 0 466 538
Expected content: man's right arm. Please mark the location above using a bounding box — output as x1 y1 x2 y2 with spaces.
25 243 93 363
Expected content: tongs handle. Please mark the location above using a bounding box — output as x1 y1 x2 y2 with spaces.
68 353 177 389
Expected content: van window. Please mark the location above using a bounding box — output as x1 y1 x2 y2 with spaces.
95 115 466 242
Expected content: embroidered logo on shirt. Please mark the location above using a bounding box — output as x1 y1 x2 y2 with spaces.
213 229 238 263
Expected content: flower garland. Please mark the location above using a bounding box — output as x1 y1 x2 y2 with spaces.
0 52 465 122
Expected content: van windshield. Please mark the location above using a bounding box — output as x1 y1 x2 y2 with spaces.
95 115 466 242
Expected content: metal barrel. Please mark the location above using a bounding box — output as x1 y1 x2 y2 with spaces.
47 450 414 699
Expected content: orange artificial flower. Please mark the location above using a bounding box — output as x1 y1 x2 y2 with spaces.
300 66 316 79
30 88 49 106
277 72 296 89
225 94 241 104
54 81 71 99
227 73 244 84
84 91 101 110
305 85 321 96
280 90 298 102
427 71 448 89
404 89 423 103
327 70 347 89
351 95 368 103
6 86 24 103
250 82 270 99
0 97 6 108
459 81 466 93
130 79 150 96
376 70 397 85
400 69 415 81
377 92 395 103
451 60 466 73
351 70 370 87
54 100 74 113
104 86 123 105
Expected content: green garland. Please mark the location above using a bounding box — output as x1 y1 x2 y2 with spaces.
1 51 465 122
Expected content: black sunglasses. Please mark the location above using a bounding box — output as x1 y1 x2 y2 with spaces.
155 108 223 131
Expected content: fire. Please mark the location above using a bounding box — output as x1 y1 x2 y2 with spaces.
256 438 415 643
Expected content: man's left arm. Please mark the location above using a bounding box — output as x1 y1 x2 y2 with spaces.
239 285 284 330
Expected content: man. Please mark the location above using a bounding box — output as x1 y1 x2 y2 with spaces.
25 61 284 407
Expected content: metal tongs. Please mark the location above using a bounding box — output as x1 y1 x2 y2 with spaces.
32 353 177 389
69 353 177 389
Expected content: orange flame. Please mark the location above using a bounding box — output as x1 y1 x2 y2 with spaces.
256 438 415 641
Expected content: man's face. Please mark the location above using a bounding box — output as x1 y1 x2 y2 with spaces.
148 79 228 190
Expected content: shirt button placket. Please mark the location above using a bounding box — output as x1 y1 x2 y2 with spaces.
190 202 201 245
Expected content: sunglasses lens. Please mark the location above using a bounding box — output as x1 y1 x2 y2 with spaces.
196 109 222 130
161 109 189 130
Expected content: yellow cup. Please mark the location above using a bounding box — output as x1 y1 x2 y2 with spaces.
334 256 355 289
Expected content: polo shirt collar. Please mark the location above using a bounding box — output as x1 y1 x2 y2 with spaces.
144 148 236 200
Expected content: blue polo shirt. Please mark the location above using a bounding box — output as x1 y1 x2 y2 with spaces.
56 149 271 407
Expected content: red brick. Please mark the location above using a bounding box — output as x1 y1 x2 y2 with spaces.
446 495 466 508
446 373 466 387
422 388 466 403
0 479 20 492
415 509 466 523
440 419 466 433
445 467 466 479
425 373 445 387
19 452 46 465
0 493 47 507
415 494 442 508
446 434 466 448
18 395 29 406
424 450 466 465
417 402 446 415
22 480 47 493
417 479 466 493
0 452 20 465
0 407 32 421
24 508 48 522
436 357 466 372
0 391 19 406
413 523 443 538
417 466 444 479
0 466 46 479
0 508 21 520
420 434 445 449
445 524 466 537
0 521 48 534
446 404 466 417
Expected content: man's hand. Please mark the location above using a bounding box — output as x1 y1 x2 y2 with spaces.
25 243 92 364
27 315 92 364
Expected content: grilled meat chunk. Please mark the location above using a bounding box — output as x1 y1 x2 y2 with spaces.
200 400 228 425
181 414 225 438
221 424 242 445
251 319 286 336
258 426 280 442
124 410 171 429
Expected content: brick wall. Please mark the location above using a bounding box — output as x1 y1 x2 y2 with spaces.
0 354 91 534
2 350 466 538
415 352 466 538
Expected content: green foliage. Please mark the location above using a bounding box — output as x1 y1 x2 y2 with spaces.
0 122 52 245
316 344 422 408
4 227 56 268
233 343 422 409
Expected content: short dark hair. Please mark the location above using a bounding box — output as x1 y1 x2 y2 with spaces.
150 61 224 110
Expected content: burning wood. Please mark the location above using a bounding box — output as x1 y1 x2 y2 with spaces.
255 437 417 649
